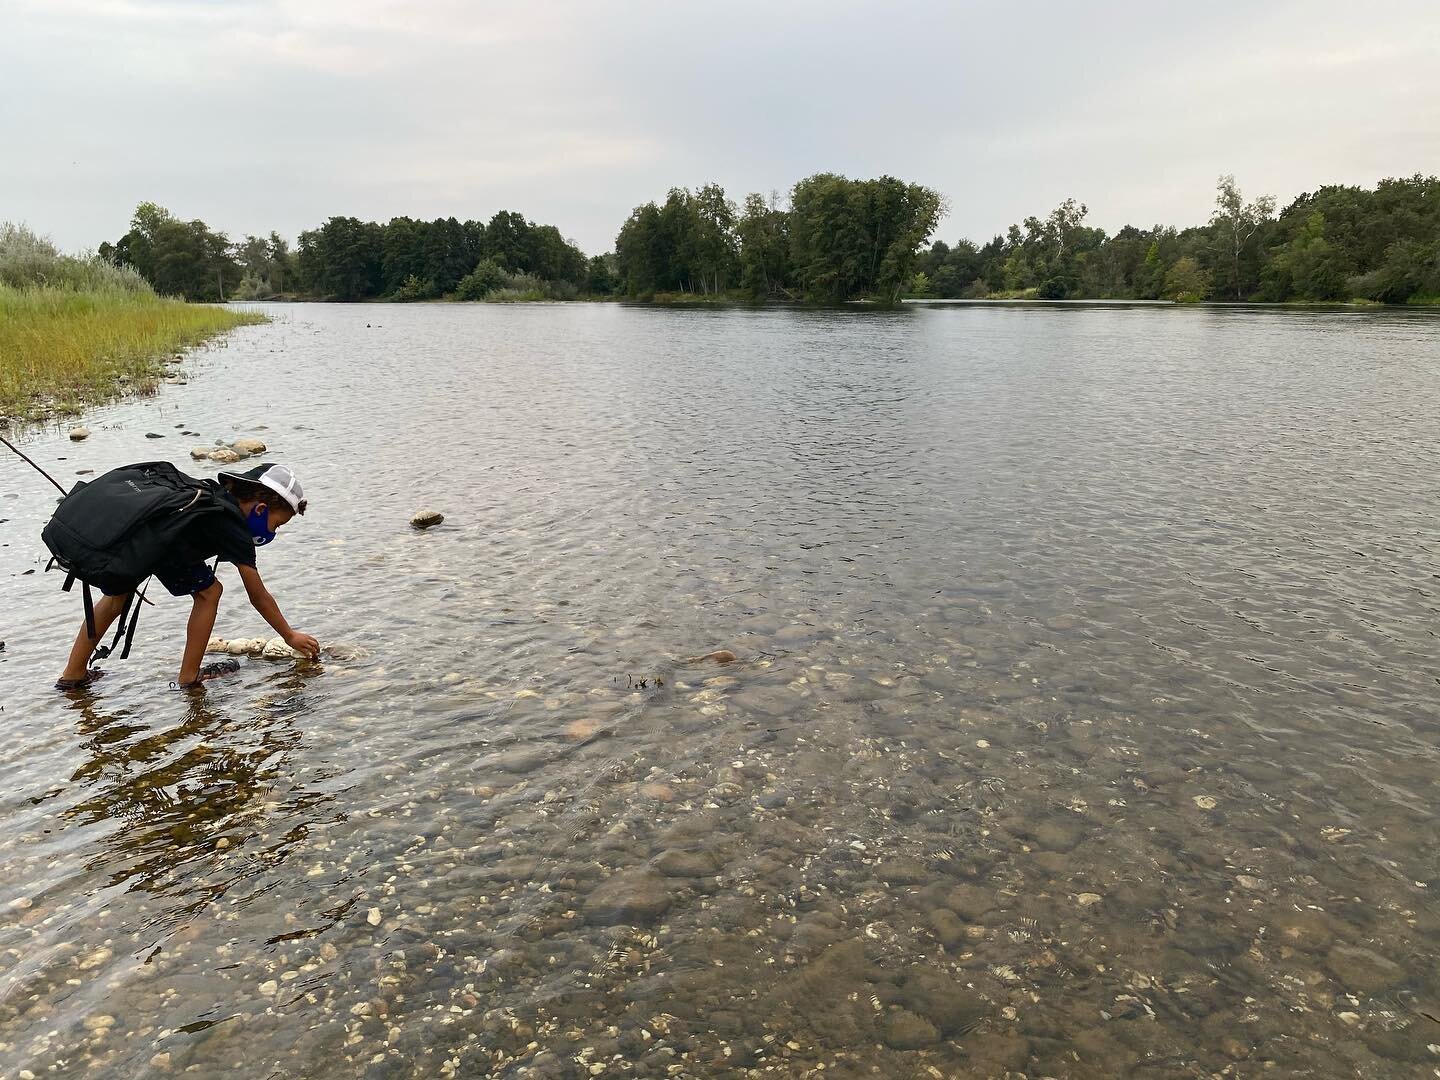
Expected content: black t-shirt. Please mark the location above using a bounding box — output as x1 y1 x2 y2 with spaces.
164 482 257 570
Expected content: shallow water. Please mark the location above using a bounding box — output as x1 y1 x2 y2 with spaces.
2 302 1438 1078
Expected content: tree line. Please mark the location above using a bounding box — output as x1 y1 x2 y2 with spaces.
100 203 612 302
915 174 1440 304
96 171 1439 306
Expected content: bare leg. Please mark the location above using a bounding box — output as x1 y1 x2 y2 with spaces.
177 580 223 686
59 593 131 683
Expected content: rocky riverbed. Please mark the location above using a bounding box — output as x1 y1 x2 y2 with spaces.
2 303 1437 1077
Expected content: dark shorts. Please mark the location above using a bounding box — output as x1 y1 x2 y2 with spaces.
101 563 217 598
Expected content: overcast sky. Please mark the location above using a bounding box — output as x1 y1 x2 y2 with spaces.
3 0 1438 255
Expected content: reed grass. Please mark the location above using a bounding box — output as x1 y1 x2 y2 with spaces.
0 285 263 422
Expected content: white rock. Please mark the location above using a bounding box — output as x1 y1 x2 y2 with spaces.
230 437 267 455
1192 795 1218 810
262 636 302 660
209 448 243 464
69 426 91 441
219 638 266 656
367 907 382 926
259 980 278 996
190 447 212 460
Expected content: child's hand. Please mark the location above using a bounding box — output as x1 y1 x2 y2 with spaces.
285 630 321 659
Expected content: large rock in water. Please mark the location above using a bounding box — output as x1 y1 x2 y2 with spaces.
897 967 987 1035
1325 944 1405 992
208 448 243 464
410 510 444 530
190 447 212 460
230 437 267 455
653 849 721 877
69 426 91 441
880 1009 939 1050
582 869 673 925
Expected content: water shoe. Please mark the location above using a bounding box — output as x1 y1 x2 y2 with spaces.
55 668 106 692
171 658 242 690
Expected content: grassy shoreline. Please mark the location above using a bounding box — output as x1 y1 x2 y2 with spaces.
0 286 264 425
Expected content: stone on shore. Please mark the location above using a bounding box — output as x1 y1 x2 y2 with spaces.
68 426 91 441
410 510 445 529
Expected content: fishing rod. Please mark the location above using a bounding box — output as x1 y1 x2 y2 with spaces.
0 433 68 495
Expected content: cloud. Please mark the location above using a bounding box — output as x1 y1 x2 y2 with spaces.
1 0 1437 254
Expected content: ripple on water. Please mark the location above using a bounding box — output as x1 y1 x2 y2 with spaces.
1 303 1438 1077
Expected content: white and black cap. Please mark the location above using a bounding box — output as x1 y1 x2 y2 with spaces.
218 462 307 514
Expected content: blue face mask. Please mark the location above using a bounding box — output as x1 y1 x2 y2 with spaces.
247 504 276 546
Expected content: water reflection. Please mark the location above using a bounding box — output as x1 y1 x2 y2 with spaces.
63 671 334 901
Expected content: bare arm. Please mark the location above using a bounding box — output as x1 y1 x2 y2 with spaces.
237 563 320 657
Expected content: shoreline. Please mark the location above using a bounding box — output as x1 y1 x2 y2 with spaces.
0 289 265 429
228 295 1440 313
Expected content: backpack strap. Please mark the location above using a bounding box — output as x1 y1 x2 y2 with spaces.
119 580 148 660
61 571 99 642
81 581 96 642
93 589 135 661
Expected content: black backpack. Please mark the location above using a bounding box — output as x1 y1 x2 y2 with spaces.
42 461 234 660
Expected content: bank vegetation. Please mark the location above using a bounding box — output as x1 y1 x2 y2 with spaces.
0 224 261 423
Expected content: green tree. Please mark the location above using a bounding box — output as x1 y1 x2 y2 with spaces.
105 202 239 300
788 174 943 302
1162 255 1210 301
614 202 665 295
584 254 618 295
298 217 383 300
690 183 740 294
453 257 507 300
736 191 791 299
1211 175 1275 299
1265 211 1346 300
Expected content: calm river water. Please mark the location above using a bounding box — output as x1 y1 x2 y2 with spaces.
2 302 1438 1078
